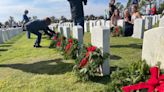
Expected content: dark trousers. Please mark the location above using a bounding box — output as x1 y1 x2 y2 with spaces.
74 17 84 35
30 30 42 45
124 22 134 37
26 31 31 39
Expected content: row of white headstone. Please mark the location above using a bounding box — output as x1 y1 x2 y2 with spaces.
132 15 161 39
0 27 22 44
142 16 164 69
52 14 161 40
57 24 110 76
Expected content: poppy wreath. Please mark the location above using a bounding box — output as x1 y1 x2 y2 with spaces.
63 38 79 59
49 33 61 48
57 36 67 51
111 26 123 37
122 66 164 92
49 33 66 51
73 45 109 81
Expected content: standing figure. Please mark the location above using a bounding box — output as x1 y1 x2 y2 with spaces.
68 0 87 35
23 10 31 39
109 0 116 20
151 4 157 15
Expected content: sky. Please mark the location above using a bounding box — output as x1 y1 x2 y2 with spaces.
0 0 128 22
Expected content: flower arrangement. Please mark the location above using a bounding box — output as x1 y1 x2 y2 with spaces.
111 26 123 37
63 38 79 59
73 45 109 81
49 34 109 81
109 60 150 91
49 33 66 51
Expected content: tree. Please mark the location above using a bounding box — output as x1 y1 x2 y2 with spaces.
158 2 164 14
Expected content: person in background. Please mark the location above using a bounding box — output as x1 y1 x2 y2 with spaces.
146 5 150 15
24 17 56 48
67 0 87 35
124 9 134 36
110 9 122 36
131 5 142 24
109 0 116 20
23 10 31 39
151 4 157 15
111 9 121 27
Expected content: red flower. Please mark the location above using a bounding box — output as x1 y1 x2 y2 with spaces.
87 46 96 52
79 58 88 68
65 43 72 52
122 66 164 92
52 36 57 40
115 26 119 33
86 46 97 57
91 46 96 51
56 41 61 47
68 39 73 43
86 52 90 57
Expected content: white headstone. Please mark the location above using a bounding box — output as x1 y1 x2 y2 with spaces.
84 21 89 32
100 19 105 26
142 27 164 69
132 18 145 39
91 26 110 76
159 16 164 27
155 15 158 24
73 25 83 46
96 20 101 26
58 26 64 35
89 20 95 33
2 29 9 42
0 29 3 44
63 26 70 38
152 16 156 26
105 21 111 28
145 16 153 30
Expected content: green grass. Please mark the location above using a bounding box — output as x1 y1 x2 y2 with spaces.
0 32 143 92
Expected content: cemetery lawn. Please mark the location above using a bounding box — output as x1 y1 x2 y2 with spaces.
0 32 142 92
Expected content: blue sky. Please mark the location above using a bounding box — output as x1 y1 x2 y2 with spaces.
0 0 127 22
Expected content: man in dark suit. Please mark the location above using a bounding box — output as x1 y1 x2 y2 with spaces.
68 0 87 35
25 17 56 48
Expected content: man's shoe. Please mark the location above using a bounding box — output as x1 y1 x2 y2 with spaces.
34 45 42 48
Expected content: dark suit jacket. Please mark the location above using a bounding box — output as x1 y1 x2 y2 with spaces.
68 0 87 19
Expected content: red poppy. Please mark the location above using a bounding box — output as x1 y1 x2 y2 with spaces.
115 26 119 33
52 36 57 40
56 41 61 47
68 39 73 43
79 58 88 68
91 46 96 51
87 46 96 52
65 43 72 52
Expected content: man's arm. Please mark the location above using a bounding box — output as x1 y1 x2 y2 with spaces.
44 27 56 37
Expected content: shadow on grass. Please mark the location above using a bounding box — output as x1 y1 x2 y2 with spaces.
0 58 74 75
0 49 8 52
110 55 122 60
0 44 12 47
111 43 142 49
90 76 110 85
89 66 119 85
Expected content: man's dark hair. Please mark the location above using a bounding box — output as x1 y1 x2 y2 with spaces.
44 17 51 25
